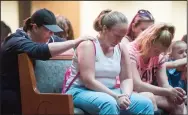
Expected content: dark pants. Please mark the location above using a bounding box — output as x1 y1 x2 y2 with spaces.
1 90 22 114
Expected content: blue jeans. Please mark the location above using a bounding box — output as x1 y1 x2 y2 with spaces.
66 86 154 115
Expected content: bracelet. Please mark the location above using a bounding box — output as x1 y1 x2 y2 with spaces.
118 94 130 99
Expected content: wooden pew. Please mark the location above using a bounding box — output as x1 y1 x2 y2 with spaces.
18 53 74 115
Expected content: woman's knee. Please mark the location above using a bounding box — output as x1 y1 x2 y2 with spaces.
138 96 154 111
130 93 154 114
140 92 156 104
167 103 186 114
145 92 156 103
72 90 120 114
173 103 185 111
98 93 120 114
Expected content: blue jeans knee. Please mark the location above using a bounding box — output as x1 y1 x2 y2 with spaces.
67 87 154 115
126 93 154 115
111 89 154 115
66 86 120 115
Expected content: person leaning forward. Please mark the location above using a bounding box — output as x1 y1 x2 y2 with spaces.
0 8 93 114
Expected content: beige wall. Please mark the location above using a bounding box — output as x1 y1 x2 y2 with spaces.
171 1 187 41
31 1 80 38
1 1 186 41
80 1 187 41
1 1 19 33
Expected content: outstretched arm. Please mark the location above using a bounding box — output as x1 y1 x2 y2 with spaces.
48 36 93 57
131 62 170 96
157 63 186 104
132 62 184 102
165 58 187 69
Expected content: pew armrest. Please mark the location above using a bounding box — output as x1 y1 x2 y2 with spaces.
36 93 74 114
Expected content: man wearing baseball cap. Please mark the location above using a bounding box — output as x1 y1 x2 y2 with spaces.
1 8 92 114
30 8 63 32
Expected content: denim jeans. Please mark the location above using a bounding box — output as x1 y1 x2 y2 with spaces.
66 86 154 115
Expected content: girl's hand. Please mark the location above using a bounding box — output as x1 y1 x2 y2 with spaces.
168 87 185 105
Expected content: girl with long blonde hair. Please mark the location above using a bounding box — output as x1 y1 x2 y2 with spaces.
127 23 187 114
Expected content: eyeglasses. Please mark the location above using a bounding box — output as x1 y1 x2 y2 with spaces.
137 9 154 20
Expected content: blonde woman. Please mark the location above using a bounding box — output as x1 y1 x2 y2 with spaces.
65 9 154 115
127 23 187 114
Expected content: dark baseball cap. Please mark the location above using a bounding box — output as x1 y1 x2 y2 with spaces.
31 8 63 32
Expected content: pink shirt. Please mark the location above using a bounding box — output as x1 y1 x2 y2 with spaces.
127 42 166 84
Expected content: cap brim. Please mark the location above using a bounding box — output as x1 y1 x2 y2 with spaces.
44 25 63 33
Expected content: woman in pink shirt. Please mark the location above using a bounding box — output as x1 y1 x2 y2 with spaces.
127 23 187 114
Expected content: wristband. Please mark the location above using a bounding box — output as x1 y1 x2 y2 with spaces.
118 94 130 99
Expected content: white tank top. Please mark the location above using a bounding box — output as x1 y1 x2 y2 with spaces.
66 38 121 88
